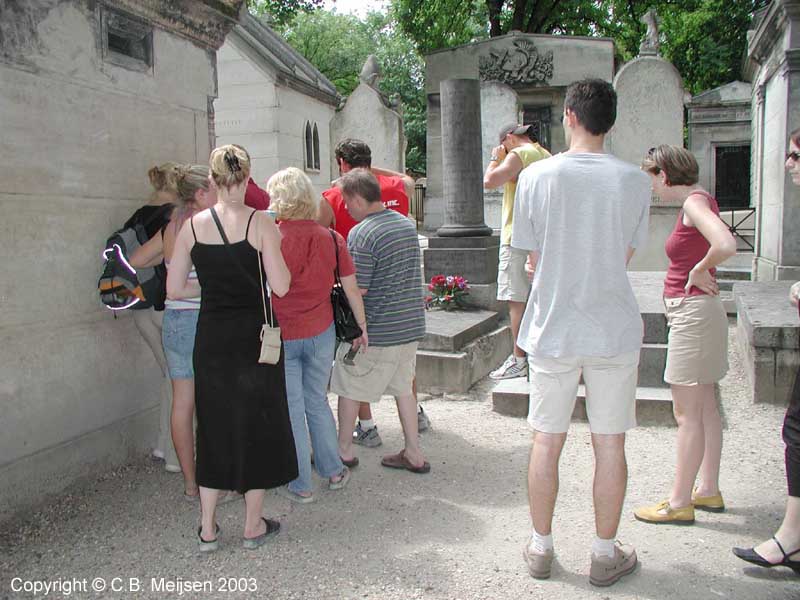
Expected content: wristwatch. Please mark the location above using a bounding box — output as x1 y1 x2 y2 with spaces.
490 155 499 162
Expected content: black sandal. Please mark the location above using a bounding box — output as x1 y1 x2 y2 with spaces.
732 537 800 574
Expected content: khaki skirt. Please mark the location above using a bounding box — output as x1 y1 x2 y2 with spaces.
663 294 728 386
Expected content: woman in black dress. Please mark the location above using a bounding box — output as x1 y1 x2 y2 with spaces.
167 145 297 552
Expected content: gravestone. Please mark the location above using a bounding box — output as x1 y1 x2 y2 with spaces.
480 81 520 230
330 55 405 174
606 14 686 271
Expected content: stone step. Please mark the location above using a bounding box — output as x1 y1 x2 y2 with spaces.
721 291 736 316
716 266 752 281
417 325 513 394
420 309 500 352
639 343 668 386
720 252 753 269
491 378 675 426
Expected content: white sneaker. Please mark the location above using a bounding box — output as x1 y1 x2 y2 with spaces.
490 354 528 380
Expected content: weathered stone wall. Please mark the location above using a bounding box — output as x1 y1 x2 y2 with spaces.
330 83 405 176
480 82 519 230
0 0 227 520
748 0 800 281
215 33 336 195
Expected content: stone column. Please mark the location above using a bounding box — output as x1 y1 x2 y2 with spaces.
437 78 492 237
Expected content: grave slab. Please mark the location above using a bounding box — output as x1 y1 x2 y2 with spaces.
421 309 500 352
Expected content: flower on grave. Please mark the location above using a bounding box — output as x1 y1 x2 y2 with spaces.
425 273 470 311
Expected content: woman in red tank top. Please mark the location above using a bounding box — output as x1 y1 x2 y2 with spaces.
734 129 800 572
633 145 736 527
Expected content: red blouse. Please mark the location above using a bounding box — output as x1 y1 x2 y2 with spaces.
663 190 720 298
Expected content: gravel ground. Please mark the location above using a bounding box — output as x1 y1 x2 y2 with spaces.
1 323 798 599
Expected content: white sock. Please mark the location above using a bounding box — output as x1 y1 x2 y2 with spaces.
529 529 553 553
592 536 616 558
515 355 526 365
359 419 375 430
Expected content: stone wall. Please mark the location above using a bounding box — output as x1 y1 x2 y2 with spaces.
747 0 800 281
0 0 237 520
215 20 337 195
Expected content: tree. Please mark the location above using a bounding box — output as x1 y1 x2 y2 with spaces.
274 9 428 173
247 0 324 28
392 0 765 95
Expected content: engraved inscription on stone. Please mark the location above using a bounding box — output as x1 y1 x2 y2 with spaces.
479 40 554 86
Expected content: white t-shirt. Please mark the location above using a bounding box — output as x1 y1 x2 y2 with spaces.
511 152 651 358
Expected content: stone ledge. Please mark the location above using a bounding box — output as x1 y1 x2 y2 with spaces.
421 309 500 352
734 281 799 349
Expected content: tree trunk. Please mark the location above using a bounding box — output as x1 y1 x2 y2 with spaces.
486 0 504 37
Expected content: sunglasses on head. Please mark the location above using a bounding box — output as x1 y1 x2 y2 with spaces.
788 151 800 162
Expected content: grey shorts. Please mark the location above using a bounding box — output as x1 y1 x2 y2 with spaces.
161 309 199 380
330 342 417 403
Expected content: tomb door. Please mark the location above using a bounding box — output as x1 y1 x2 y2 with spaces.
714 144 751 208
522 106 551 152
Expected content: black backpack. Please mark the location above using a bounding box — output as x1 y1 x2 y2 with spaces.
98 204 172 311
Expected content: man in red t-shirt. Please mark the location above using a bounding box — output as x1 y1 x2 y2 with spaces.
318 138 413 239
317 139 429 445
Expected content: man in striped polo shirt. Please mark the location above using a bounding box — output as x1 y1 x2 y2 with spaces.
330 169 430 473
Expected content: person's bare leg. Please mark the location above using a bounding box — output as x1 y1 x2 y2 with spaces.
199 487 220 541
358 402 373 422
669 384 706 508
171 379 197 496
338 396 360 461
695 385 722 497
528 431 567 535
508 300 527 358
395 393 425 466
243 489 266 538
592 433 628 539
753 497 800 562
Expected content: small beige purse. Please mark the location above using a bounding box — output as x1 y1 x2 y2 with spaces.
257 245 281 365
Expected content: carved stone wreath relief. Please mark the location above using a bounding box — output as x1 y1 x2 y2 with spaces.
478 39 554 86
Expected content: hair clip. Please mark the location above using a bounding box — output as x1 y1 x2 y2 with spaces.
224 150 241 173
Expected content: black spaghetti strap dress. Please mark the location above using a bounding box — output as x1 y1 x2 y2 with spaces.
190 211 298 493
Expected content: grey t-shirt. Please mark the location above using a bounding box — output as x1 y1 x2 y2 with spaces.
348 209 426 347
511 152 651 358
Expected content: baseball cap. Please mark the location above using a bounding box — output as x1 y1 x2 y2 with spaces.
498 123 534 143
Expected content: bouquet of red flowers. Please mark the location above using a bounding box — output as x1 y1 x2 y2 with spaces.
425 274 470 310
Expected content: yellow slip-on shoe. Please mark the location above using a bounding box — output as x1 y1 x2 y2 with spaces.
634 500 695 525
692 489 725 512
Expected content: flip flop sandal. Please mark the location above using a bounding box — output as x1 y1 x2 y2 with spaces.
381 450 431 474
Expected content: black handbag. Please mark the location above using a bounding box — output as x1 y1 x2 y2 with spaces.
329 230 363 342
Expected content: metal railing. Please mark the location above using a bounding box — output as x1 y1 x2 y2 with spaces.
719 207 756 251
411 183 425 229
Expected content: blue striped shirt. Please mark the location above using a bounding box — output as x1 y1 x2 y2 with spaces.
348 210 425 347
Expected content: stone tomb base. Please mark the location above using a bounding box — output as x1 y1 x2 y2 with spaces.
734 281 800 405
416 309 512 394
423 236 500 312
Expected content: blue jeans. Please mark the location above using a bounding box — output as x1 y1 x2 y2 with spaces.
283 322 343 493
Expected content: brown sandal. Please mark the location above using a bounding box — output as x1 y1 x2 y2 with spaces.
381 449 430 474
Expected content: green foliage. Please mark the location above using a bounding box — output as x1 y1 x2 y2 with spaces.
247 0 324 28
275 9 428 173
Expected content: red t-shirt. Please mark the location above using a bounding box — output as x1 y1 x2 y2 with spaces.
244 178 270 211
271 220 356 340
663 190 720 298
322 174 409 239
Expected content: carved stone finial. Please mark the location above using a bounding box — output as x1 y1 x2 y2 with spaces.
359 55 381 88
639 8 660 56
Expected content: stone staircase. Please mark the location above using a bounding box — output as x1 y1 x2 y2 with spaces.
717 253 753 315
491 271 676 426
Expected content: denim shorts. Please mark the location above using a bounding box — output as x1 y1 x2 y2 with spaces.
161 309 199 380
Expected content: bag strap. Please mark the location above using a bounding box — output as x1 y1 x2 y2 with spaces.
209 207 273 327
329 229 343 286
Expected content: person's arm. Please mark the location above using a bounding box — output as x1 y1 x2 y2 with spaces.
317 195 335 228
683 193 737 295
340 273 369 350
166 220 201 299
484 146 523 189
370 166 415 201
257 213 291 297
130 232 165 269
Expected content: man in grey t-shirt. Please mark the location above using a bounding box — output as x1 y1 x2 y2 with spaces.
330 169 430 474
511 79 650 586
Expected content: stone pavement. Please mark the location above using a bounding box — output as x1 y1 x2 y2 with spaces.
0 323 797 599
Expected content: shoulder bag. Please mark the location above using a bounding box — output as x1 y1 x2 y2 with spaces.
329 229 363 342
